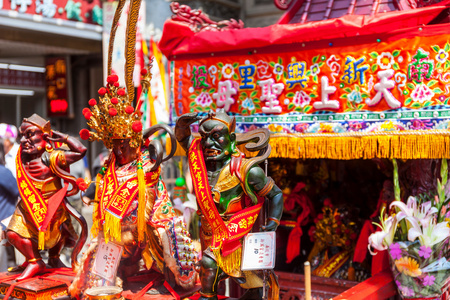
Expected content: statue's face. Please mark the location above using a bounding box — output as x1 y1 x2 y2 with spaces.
199 120 235 161
19 122 47 156
112 139 138 166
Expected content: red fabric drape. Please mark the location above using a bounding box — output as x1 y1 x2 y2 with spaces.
159 1 450 59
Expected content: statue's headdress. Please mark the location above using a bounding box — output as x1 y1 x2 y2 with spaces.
79 0 151 149
199 110 236 133
23 114 51 135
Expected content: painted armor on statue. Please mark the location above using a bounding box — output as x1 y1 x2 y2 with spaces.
176 111 283 300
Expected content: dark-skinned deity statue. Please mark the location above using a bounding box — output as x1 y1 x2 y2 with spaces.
175 111 283 300
69 70 197 297
6 114 88 281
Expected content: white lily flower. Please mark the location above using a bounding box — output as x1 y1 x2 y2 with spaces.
391 196 438 227
406 216 450 247
368 214 397 253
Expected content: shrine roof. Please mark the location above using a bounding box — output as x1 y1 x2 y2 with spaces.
276 0 443 24
159 0 450 60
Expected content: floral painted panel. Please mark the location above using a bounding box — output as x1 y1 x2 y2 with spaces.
171 34 450 133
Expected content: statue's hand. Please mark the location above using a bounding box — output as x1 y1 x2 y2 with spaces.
176 112 202 128
47 130 69 143
261 220 278 232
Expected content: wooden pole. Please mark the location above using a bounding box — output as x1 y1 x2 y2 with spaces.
305 261 311 300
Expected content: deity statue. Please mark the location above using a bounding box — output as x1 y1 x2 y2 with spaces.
6 114 88 281
175 111 283 300
69 74 197 297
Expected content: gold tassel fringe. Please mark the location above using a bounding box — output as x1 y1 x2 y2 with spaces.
104 212 121 243
243 132 450 160
213 248 241 274
168 132 450 159
91 173 103 238
137 164 147 242
91 202 99 238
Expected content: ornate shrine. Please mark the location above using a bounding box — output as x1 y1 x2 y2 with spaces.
160 1 450 160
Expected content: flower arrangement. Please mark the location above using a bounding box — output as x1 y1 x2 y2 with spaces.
369 158 450 299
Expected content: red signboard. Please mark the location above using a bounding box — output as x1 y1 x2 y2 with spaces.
45 57 69 117
2 0 103 25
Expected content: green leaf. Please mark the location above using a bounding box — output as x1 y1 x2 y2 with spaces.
346 100 353 108
431 45 440 53
437 62 442 69
233 74 238 80
278 57 283 65
288 103 295 110
233 62 239 68
411 102 421 108
445 61 450 70
255 104 261 109
269 62 275 67
319 62 324 67
189 101 196 107
357 104 364 110
371 64 378 73
312 55 318 63
445 42 450 52
433 88 444 94
407 83 415 89
210 103 216 109
427 80 438 87
286 92 295 98
361 93 369 98
423 100 432 107
306 70 311 76
355 85 360 92
369 52 378 59
344 87 352 93
189 95 196 100
445 98 449 105
304 106 312 113
195 106 203 111
251 90 258 97
295 107 302 112
209 88 216 93
392 50 400 57
309 94 318 98
218 62 223 68
404 98 412 106
313 76 318 83
393 63 399 70
340 94 348 99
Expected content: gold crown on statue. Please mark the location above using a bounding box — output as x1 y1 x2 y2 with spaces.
79 68 152 149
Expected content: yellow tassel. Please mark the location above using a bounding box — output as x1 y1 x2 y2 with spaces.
91 202 99 238
104 212 121 243
213 248 242 274
137 165 147 242
38 230 45 250
91 173 103 238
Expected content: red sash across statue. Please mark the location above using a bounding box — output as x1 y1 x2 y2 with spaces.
188 138 263 273
16 147 69 250
99 155 161 243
